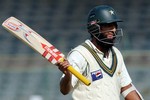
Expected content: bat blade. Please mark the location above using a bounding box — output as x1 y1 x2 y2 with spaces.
2 17 91 86
2 17 64 64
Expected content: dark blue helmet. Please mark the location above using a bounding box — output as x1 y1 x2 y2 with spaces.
87 5 123 45
87 5 122 25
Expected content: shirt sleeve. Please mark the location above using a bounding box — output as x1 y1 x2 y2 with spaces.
67 50 88 87
120 60 132 87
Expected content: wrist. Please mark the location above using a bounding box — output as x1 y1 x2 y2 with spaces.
64 72 72 81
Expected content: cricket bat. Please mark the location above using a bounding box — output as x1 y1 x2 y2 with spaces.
2 17 91 86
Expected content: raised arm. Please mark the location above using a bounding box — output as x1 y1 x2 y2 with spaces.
57 59 73 95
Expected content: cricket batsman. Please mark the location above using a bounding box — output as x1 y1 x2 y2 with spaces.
57 5 144 100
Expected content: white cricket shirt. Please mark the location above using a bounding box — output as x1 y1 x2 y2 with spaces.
62 39 132 100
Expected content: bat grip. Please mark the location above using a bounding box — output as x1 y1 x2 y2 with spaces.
59 58 91 86
67 66 91 86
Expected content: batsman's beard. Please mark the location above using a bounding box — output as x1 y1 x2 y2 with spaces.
94 33 115 49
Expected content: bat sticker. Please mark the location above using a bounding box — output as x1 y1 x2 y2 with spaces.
4 21 20 31
41 43 63 64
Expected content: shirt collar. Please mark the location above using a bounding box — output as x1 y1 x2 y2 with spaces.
85 39 104 54
85 39 112 59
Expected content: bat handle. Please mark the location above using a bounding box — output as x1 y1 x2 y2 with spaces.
67 66 91 86
59 58 91 86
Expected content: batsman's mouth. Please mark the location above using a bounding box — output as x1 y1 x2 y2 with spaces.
107 34 114 39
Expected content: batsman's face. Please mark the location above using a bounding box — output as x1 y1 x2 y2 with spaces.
100 23 117 40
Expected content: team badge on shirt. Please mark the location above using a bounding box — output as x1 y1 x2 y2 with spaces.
91 69 103 81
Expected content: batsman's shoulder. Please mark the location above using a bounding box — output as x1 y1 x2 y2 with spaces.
68 45 85 56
